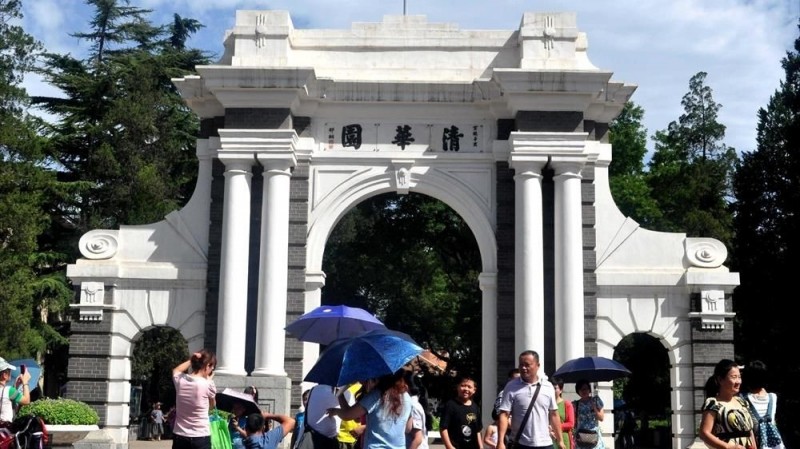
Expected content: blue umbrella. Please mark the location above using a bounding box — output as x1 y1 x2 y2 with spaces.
552 356 631 383
10 359 41 391
286 305 386 345
304 329 422 386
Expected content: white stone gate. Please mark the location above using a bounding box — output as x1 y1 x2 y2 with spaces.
66 10 739 449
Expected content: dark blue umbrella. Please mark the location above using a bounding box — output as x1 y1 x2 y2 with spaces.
286 305 386 345
552 356 631 383
10 359 41 391
304 329 422 386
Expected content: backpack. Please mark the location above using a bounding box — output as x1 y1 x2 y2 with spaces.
747 394 782 449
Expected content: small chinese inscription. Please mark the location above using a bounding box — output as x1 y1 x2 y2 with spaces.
392 125 415 150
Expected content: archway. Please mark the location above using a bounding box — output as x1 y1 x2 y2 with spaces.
614 333 671 449
130 326 188 439
320 192 482 406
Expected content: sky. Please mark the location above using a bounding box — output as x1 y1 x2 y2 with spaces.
20 0 799 157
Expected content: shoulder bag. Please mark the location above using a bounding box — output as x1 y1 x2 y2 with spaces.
574 398 600 449
507 382 542 449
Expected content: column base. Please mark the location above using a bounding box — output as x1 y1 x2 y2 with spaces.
250 367 288 377
214 375 292 416
213 367 248 377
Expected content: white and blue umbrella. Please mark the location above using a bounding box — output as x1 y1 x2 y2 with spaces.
304 329 422 387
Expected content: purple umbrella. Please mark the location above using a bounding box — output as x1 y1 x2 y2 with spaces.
285 305 386 345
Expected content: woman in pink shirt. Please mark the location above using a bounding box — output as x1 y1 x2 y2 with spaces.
172 350 217 449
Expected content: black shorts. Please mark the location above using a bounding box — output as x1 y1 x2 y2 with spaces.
172 434 211 449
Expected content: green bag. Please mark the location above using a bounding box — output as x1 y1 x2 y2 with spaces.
210 411 233 449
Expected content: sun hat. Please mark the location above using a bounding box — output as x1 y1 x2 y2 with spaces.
0 357 17 372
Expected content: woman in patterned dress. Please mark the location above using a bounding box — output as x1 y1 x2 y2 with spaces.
573 380 603 449
699 359 756 449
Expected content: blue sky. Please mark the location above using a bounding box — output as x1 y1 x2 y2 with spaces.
20 0 799 156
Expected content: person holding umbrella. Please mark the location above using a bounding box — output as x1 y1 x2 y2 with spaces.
0 357 31 422
327 370 413 449
572 380 604 449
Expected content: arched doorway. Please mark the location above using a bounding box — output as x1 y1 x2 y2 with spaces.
130 326 188 439
320 192 482 407
614 333 671 449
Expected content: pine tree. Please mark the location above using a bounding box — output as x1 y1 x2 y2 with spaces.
647 72 737 245
33 0 210 237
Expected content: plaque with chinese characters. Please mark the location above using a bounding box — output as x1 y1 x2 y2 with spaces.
321 122 486 153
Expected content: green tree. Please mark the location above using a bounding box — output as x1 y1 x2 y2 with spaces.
322 193 482 381
647 72 737 245
131 327 188 410
0 0 72 359
608 102 661 226
33 0 210 239
731 20 800 447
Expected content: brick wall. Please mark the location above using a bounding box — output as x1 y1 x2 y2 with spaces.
66 309 114 423
286 161 309 410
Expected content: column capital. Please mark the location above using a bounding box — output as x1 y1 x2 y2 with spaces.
217 151 256 171
305 270 326 290
218 129 299 170
509 131 593 174
551 161 585 178
478 272 497 290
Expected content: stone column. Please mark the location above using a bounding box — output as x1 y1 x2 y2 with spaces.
479 272 498 426
252 131 298 377
214 153 254 376
509 132 549 361
552 161 586 364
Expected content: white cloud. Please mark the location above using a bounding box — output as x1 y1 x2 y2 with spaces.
19 0 799 155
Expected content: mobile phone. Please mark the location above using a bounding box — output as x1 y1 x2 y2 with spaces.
20 364 26 375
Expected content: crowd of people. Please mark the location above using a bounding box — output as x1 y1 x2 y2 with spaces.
150 346 776 449
2 348 784 449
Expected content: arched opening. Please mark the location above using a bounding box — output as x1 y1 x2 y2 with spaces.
130 326 188 440
613 332 671 449
321 191 482 408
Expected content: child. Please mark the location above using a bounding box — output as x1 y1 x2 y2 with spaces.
150 402 164 441
440 376 483 449
483 411 499 449
243 411 296 449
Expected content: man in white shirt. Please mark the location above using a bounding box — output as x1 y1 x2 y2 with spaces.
496 351 565 449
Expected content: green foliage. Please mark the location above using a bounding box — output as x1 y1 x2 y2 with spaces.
32 0 210 235
731 19 800 447
608 102 661 226
614 333 670 417
647 72 737 246
18 398 100 425
131 327 188 411
322 193 482 387
0 0 72 359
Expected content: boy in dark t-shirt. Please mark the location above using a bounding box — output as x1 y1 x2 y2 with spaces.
441 376 483 449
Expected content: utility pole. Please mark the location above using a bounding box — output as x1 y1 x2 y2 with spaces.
403 0 407 15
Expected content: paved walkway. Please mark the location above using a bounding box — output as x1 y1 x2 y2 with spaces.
129 437 447 449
